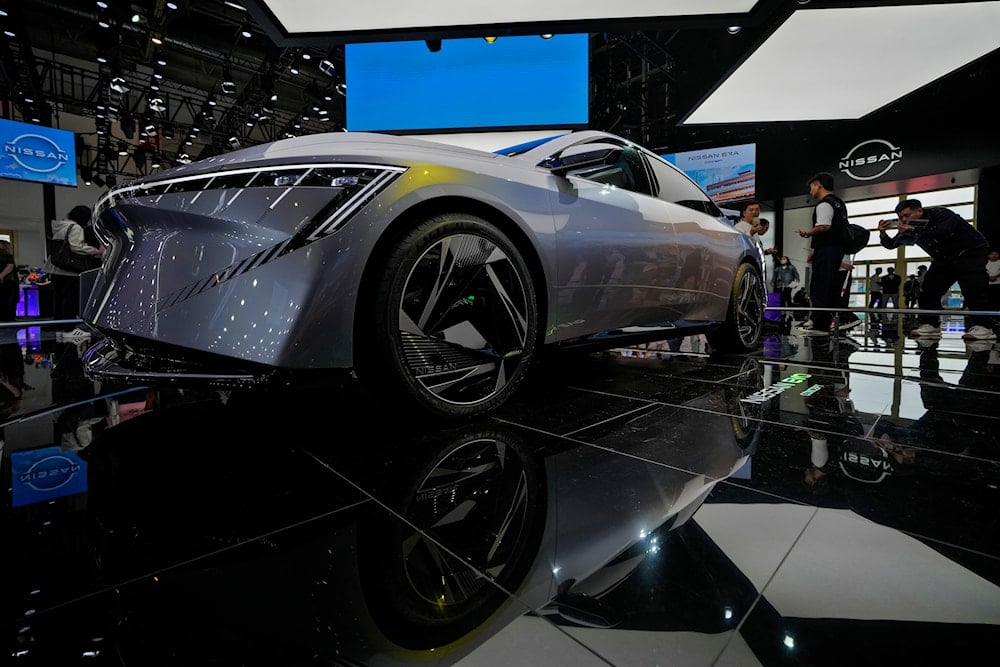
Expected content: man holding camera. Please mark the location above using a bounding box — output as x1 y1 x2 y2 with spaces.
878 198 995 341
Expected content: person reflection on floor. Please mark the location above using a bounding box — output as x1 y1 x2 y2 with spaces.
51 339 106 451
795 335 915 490
872 340 1000 459
0 339 26 400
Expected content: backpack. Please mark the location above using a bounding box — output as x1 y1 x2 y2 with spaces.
842 223 870 254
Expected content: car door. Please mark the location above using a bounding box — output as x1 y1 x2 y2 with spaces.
549 142 683 342
643 152 745 323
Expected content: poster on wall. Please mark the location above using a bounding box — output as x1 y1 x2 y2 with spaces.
662 143 755 206
0 117 78 187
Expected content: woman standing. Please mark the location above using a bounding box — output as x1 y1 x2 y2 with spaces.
46 205 103 338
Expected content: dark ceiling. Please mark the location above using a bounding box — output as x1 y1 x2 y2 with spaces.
1 0 995 184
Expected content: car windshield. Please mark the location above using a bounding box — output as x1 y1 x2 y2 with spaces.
493 134 564 157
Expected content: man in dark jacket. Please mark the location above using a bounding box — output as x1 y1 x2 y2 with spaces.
879 267 902 310
877 199 995 341
796 172 850 336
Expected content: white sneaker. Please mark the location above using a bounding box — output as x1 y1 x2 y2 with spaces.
962 325 997 341
909 324 942 338
58 327 92 340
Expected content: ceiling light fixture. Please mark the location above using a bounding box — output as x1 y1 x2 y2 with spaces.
319 58 336 77
540 34 553 39
684 2 1000 125
726 25 741 34
221 65 236 95
483 36 497 44
110 76 129 94
147 95 166 112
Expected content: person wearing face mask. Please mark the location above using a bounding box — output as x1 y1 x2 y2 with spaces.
772 255 801 323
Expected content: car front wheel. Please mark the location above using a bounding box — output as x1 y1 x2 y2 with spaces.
706 261 765 352
365 213 539 420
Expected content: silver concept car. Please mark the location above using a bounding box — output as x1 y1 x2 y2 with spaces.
81 130 765 419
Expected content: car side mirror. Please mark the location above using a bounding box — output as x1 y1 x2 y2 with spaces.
539 143 622 177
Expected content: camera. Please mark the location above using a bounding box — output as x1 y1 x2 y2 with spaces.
885 219 899 229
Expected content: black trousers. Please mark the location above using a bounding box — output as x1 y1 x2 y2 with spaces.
918 250 994 329
808 246 844 330
50 273 81 323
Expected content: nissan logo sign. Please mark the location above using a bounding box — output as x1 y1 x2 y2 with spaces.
839 139 902 181
3 133 70 174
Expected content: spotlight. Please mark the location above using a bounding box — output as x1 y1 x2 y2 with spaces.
147 95 166 112
117 141 129 156
110 76 130 94
221 66 236 95
540 34 553 39
483 36 497 44
228 136 241 149
319 58 336 77
240 22 252 39
161 123 175 140
150 31 163 45
726 25 742 35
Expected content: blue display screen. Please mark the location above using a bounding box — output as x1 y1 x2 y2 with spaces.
346 34 589 132
0 118 78 187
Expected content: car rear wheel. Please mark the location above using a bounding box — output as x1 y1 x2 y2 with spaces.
365 213 539 420
706 261 765 352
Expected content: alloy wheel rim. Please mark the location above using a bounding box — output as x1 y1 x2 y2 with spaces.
398 233 530 406
735 269 764 346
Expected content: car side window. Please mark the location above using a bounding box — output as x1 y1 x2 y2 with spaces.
567 144 652 196
643 153 724 217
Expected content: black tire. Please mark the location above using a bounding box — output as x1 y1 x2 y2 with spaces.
706 262 765 352
365 213 539 420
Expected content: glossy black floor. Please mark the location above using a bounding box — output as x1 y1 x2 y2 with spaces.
2 314 999 666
